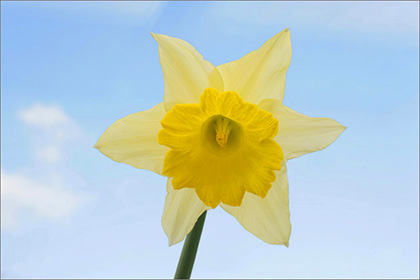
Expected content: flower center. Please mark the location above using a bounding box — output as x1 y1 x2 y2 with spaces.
215 117 231 148
201 114 244 157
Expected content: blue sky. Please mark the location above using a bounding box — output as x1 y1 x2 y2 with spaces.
1 1 419 278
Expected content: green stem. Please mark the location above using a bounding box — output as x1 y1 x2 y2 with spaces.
174 211 207 279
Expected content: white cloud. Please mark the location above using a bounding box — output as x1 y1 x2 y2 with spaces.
208 2 418 35
2 103 91 231
1 173 83 230
18 103 83 164
18 103 71 128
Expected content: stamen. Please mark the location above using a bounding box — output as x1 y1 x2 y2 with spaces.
215 117 232 148
216 131 228 148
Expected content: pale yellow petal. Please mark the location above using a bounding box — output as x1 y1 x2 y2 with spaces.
94 103 168 175
216 28 292 104
162 178 210 245
259 99 346 161
221 165 291 246
151 33 224 111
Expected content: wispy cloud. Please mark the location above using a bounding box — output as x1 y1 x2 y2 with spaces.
2 103 91 230
94 1 166 19
75 1 167 26
208 2 418 36
25 1 167 27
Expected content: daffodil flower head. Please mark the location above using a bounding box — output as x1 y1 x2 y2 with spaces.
95 28 345 246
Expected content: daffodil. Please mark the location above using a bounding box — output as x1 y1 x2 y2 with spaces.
95 28 345 248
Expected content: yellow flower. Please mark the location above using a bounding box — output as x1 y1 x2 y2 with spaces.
94 28 345 246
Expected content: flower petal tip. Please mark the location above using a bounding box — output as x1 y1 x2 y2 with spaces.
150 32 168 43
168 240 178 247
165 231 183 247
167 234 187 247
150 32 163 42
337 123 347 134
